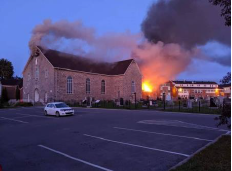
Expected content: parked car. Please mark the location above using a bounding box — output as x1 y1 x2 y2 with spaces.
44 102 74 117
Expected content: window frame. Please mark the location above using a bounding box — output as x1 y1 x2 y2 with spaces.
131 81 136 93
86 78 90 94
101 80 106 94
45 69 48 78
67 76 73 94
35 67 39 80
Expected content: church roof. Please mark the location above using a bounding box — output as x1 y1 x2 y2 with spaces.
38 46 134 75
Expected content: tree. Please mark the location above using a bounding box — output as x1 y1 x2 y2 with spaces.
220 72 231 84
209 0 231 26
215 99 231 129
13 75 22 80
215 72 231 129
1 88 9 103
0 59 14 79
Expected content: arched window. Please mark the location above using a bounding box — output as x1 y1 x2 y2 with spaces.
101 80 105 94
86 78 90 94
67 76 73 94
131 81 135 93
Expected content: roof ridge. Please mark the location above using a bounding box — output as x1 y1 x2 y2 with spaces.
37 46 133 64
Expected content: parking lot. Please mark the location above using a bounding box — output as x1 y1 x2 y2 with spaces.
0 107 229 171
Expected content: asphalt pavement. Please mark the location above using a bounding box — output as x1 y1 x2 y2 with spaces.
0 107 229 171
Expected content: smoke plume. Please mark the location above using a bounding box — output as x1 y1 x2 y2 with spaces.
29 19 139 62
138 0 231 89
133 41 193 90
29 0 230 92
142 0 231 48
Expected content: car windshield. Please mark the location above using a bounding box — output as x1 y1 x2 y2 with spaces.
55 103 69 108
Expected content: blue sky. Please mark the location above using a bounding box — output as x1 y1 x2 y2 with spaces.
0 0 230 82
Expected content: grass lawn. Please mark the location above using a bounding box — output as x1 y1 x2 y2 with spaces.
172 135 231 171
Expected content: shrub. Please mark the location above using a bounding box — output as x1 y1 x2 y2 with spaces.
1 88 9 103
14 102 33 107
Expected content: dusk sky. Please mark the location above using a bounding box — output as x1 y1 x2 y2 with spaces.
0 0 231 83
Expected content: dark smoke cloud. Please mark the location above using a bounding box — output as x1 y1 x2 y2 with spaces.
142 0 231 48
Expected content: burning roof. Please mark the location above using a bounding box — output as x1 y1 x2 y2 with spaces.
38 46 134 75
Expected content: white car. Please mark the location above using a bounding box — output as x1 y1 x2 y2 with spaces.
44 102 74 117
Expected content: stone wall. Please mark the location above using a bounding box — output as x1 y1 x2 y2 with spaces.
55 60 142 103
23 52 55 103
23 50 142 104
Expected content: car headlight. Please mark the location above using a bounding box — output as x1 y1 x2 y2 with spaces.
60 109 65 111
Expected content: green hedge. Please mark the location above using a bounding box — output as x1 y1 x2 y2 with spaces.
14 102 33 107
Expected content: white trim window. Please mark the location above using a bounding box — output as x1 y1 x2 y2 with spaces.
101 80 105 94
67 76 73 94
86 78 90 94
131 81 136 93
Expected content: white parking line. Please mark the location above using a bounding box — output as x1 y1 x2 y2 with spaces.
138 120 227 132
0 117 28 123
226 131 231 135
13 116 33 119
174 120 228 131
16 113 54 119
114 127 213 142
38 145 113 171
83 134 189 157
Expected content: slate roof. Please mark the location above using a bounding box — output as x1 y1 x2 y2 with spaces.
175 87 217 89
38 46 133 75
172 80 217 84
218 84 231 88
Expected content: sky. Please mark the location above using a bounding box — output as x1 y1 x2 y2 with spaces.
0 0 231 83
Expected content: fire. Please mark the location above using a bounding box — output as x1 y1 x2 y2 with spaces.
142 82 152 92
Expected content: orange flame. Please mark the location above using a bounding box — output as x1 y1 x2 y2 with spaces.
142 82 152 92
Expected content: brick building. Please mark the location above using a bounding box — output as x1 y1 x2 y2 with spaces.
22 46 142 104
0 79 23 100
218 84 231 98
160 80 221 100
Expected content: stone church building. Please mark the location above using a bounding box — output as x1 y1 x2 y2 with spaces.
23 46 142 104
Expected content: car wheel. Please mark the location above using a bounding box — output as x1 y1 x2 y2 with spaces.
56 111 60 117
44 110 47 116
